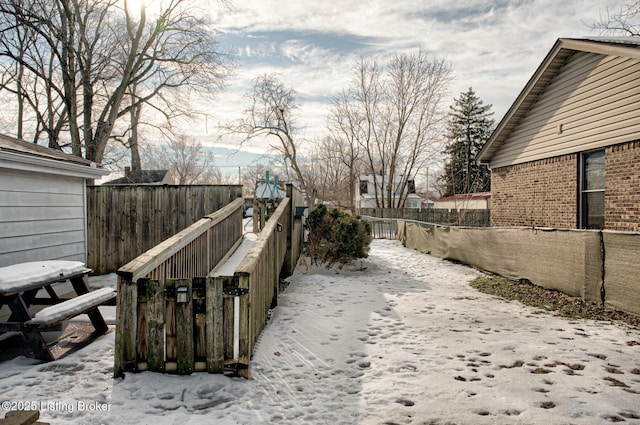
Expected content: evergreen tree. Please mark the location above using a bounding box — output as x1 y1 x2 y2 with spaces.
441 88 494 196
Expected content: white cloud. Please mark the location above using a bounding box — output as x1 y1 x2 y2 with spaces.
205 0 622 158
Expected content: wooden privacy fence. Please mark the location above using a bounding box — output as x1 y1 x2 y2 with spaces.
87 185 242 274
114 196 303 378
360 207 490 227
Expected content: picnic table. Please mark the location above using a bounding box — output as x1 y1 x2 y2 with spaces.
0 261 116 361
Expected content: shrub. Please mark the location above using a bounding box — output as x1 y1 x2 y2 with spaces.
306 205 372 264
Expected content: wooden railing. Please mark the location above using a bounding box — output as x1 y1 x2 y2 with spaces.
234 198 291 376
113 194 308 378
114 198 244 376
362 216 399 239
116 198 244 282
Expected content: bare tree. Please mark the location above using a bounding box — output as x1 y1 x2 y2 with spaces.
0 0 230 164
143 134 221 184
0 7 69 148
326 92 364 209
330 52 451 208
223 73 310 203
591 2 640 35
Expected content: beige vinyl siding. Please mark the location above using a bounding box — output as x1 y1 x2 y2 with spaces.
0 168 87 267
490 51 640 168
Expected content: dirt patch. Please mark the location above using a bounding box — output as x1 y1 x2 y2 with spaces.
469 276 640 330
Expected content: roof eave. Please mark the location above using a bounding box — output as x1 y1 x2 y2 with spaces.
477 38 567 165
0 148 110 179
477 37 640 166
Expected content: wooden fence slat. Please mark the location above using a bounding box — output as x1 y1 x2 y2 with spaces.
236 274 251 379
207 277 225 373
175 279 194 374
164 279 177 372
192 278 207 371
223 279 236 361
146 279 165 372
136 279 149 370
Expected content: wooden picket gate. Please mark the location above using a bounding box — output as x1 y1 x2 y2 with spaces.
134 277 238 374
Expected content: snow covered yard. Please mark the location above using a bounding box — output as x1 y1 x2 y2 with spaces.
1 239 639 424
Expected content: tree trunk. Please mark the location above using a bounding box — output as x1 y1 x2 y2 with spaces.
129 95 142 171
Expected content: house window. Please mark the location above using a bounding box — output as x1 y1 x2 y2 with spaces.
580 150 605 229
359 180 368 195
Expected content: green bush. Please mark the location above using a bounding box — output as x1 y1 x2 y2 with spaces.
306 205 372 264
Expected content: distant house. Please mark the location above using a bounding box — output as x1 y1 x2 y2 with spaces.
421 199 435 209
0 134 109 267
433 192 491 211
356 174 423 209
477 37 640 232
102 167 174 185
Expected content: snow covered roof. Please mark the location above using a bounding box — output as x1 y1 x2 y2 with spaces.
581 35 640 46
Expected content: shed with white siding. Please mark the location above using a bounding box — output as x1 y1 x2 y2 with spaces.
0 134 109 267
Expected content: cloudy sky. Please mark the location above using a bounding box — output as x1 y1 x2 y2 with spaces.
199 0 621 164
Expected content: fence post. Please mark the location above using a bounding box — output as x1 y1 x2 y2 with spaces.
236 273 251 379
114 275 138 378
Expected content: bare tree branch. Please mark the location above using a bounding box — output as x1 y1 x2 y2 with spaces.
142 132 221 184
328 52 451 208
222 73 310 202
0 0 232 164
589 2 640 36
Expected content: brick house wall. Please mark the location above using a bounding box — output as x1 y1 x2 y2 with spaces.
490 154 577 228
606 141 640 232
490 141 640 231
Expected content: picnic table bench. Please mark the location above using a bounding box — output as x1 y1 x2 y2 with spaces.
0 261 116 361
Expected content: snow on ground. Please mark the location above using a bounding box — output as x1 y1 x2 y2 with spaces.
1 239 639 424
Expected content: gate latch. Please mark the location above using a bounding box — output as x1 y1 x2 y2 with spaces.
224 287 249 297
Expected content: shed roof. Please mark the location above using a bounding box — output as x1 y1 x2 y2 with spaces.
0 133 108 178
0 134 95 166
477 37 640 165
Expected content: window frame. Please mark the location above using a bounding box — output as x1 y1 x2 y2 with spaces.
578 149 605 229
